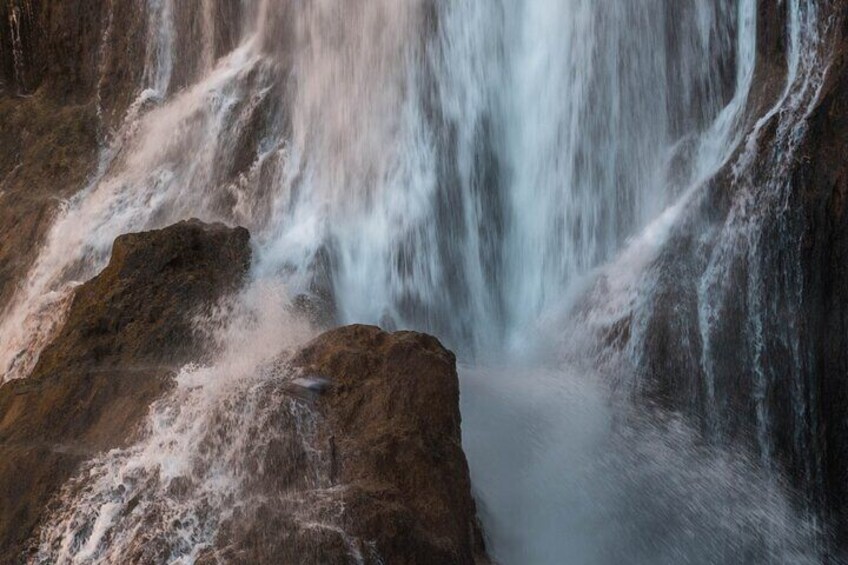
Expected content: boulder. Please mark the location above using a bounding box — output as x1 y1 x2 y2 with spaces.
0 219 251 558
209 325 490 565
294 325 489 565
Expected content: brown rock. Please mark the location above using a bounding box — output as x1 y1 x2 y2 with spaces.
0 94 100 312
294 325 488 564
216 325 489 565
0 219 250 559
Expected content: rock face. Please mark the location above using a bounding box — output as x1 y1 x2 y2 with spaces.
0 0 143 310
208 325 489 565
626 1 848 555
0 0 250 312
0 94 99 311
1 0 244 102
797 14 848 547
0 219 251 558
293 325 488 564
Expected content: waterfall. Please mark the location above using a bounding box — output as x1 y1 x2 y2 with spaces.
1 0 840 562
34 286 322 563
0 0 749 373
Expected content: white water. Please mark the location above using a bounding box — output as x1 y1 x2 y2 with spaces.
460 362 819 564
0 0 835 562
33 284 335 563
695 0 827 462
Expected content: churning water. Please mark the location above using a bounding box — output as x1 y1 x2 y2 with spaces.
0 0 837 562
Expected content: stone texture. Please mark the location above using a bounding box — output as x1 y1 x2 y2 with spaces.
0 219 250 558
294 325 489 565
207 325 490 565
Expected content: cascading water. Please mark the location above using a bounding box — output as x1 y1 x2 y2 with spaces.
1 0 840 562
0 0 747 376
499 1 732 339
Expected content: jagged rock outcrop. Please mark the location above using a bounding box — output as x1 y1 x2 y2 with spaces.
207 325 489 565
0 219 251 559
293 325 488 564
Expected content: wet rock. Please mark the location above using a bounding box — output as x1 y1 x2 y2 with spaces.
0 219 250 558
213 325 490 564
0 0 247 312
295 325 489 564
290 244 338 329
0 0 106 98
631 2 848 556
0 0 143 310
0 94 100 312
291 290 336 329
795 8 848 548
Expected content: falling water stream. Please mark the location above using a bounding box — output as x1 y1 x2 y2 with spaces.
0 0 837 562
